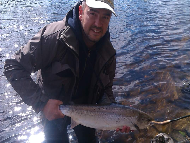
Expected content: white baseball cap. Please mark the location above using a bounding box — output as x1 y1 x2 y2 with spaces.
83 0 117 16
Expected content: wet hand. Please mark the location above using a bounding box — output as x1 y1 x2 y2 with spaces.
42 99 65 121
116 126 133 133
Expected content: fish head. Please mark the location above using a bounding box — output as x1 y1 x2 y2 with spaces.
136 112 153 129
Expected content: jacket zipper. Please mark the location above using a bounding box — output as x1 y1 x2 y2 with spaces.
81 50 91 79
74 50 91 96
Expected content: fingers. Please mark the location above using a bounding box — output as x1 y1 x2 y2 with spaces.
116 128 120 132
116 126 134 133
121 126 130 133
42 99 65 121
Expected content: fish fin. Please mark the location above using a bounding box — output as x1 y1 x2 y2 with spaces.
151 120 171 125
133 123 140 132
71 119 79 129
95 130 103 139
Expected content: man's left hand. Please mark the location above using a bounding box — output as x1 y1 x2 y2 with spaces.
116 126 133 133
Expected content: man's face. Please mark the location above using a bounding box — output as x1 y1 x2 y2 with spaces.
79 4 112 44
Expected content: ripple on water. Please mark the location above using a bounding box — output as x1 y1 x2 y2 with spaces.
1 0 190 142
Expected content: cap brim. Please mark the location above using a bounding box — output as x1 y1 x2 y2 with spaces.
85 0 117 16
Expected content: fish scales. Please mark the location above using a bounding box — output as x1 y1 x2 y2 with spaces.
59 104 153 131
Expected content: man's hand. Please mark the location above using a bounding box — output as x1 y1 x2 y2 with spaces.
116 126 133 133
42 99 65 121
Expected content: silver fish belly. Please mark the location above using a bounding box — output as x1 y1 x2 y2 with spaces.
59 104 153 131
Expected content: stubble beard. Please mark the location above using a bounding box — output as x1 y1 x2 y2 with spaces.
85 27 103 43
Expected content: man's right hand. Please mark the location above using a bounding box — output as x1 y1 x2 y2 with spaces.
42 99 65 121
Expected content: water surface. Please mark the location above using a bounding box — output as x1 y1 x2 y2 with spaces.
1 0 190 142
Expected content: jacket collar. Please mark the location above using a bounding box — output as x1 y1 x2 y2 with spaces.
60 21 80 56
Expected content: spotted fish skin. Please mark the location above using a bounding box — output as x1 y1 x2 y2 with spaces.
59 104 153 131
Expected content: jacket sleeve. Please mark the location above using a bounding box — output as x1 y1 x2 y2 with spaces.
4 25 59 113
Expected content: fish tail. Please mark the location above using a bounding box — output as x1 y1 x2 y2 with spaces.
150 120 171 125
150 114 190 126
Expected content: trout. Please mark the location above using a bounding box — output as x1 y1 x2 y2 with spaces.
59 104 153 131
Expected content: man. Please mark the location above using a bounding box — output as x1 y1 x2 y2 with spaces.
4 0 130 142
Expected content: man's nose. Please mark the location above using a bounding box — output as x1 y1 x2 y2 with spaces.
94 16 102 27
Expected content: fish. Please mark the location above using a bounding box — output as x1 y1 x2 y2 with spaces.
59 104 190 132
59 104 153 131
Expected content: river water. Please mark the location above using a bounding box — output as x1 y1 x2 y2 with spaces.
0 0 190 142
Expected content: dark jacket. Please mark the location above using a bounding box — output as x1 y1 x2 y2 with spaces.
4 6 116 113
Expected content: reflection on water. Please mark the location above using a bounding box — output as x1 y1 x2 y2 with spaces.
1 0 190 142
0 1 78 142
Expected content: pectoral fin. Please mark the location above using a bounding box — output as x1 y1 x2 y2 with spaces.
71 119 79 129
95 130 103 139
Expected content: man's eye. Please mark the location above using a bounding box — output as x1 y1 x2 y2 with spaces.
103 16 109 20
90 13 94 15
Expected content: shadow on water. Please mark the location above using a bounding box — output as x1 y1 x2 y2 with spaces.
1 0 190 142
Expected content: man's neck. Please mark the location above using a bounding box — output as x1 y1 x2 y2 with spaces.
82 30 96 49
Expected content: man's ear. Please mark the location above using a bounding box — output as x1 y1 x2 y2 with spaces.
79 5 83 21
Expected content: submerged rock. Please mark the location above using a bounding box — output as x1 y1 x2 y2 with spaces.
151 133 174 143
